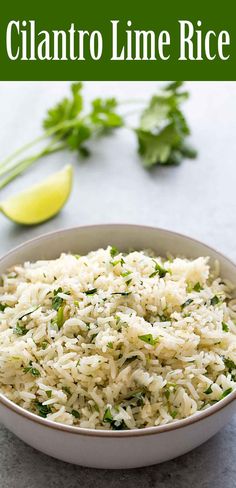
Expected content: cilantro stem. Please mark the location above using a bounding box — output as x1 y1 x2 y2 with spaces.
0 140 67 189
0 119 84 171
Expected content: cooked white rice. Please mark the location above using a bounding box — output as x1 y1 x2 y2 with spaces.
0 246 236 430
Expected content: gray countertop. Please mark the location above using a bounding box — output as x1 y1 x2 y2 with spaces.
0 82 236 487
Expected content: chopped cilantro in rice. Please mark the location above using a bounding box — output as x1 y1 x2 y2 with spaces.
0 247 235 430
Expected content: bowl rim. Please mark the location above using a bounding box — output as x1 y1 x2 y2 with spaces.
0 223 236 438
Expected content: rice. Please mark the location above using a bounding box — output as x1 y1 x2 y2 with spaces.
0 246 236 430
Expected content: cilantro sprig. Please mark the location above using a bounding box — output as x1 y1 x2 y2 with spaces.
0 82 196 190
0 83 123 189
136 81 196 167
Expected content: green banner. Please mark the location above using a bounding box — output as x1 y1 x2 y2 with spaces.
0 0 235 80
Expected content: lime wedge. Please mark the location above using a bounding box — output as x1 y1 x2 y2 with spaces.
0 165 73 225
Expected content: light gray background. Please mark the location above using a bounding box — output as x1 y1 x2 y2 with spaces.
0 82 236 487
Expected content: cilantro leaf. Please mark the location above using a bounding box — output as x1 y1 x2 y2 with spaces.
138 334 159 346
220 388 233 400
71 409 80 419
222 322 229 332
52 288 63 311
149 260 167 278
23 365 40 376
121 271 132 277
193 282 202 292
14 323 28 336
43 82 83 131
111 258 125 267
224 358 236 372
181 298 194 309
110 246 119 258
90 98 123 131
103 407 113 423
35 401 52 418
126 391 145 406
211 295 220 306
84 288 97 295
136 124 180 167
136 82 196 167
204 385 213 394
164 389 171 400
103 407 127 430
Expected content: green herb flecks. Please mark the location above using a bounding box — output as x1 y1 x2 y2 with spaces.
46 390 52 398
170 410 178 419
224 358 236 372
158 313 170 322
125 391 145 407
23 363 40 377
84 288 97 295
0 303 8 312
71 409 80 419
204 385 213 395
110 258 125 267
222 322 229 332
103 407 127 430
121 271 132 278
103 407 113 423
193 282 203 292
112 292 131 296
13 323 28 336
35 401 52 418
211 295 220 306
220 388 233 400
149 260 167 278
110 246 119 258
181 298 194 309
52 288 70 310
62 386 71 396
138 334 159 346
164 389 171 400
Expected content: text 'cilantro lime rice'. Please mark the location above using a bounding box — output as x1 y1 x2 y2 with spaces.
0 247 236 430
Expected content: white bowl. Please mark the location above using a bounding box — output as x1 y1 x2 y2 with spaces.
0 224 236 469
